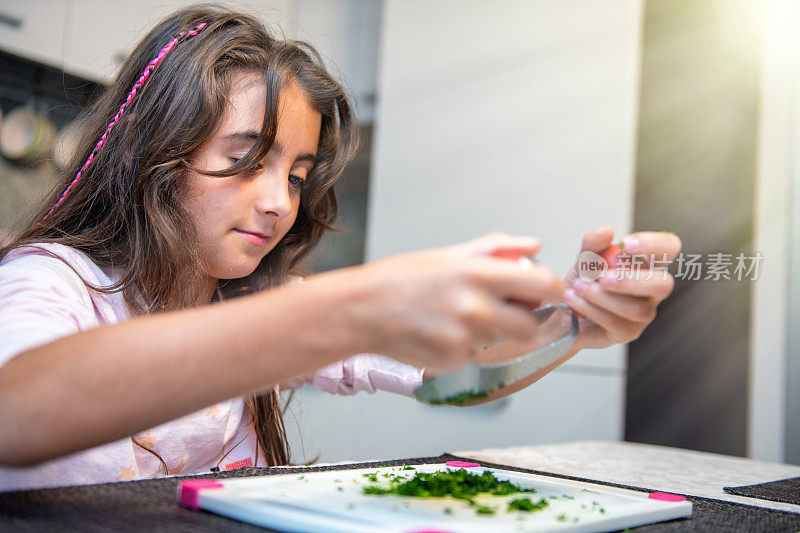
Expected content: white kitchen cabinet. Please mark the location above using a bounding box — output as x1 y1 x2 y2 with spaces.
285 371 626 463
0 0 68 67
63 0 296 84
0 0 377 125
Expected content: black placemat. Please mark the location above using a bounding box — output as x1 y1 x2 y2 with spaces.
0 453 797 532
724 476 800 506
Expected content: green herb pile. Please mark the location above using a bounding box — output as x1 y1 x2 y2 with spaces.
362 468 548 516
428 390 491 406
508 496 549 512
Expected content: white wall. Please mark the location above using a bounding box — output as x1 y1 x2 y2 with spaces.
748 0 799 463
748 0 800 466
790 54 800 464
284 0 643 463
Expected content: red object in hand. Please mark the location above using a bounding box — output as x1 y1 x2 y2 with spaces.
491 249 529 261
601 244 622 269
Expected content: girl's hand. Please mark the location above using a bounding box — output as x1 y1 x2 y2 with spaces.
563 227 681 351
347 233 565 373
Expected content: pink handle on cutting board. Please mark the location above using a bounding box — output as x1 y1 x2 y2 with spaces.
178 479 224 511
445 461 480 468
649 492 687 502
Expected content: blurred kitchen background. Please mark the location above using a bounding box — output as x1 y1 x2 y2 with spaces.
0 0 797 466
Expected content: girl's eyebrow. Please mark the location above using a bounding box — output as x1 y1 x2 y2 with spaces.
221 130 260 143
221 130 317 163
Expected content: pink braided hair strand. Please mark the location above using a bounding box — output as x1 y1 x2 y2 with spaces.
43 21 208 221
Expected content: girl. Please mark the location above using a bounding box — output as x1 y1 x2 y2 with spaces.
0 6 679 491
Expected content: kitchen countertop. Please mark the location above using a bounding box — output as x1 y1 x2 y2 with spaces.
455 440 800 514
1 443 799 531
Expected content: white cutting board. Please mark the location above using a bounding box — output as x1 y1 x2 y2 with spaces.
178 463 692 532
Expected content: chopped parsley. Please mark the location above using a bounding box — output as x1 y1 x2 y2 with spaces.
507 497 548 512
428 390 491 406
361 468 536 515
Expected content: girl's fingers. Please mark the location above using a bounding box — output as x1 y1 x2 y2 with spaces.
450 232 541 258
599 271 675 300
572 280 655 324
489 299 553 343
580 226 614 253
620 232 682 263
468 259 565 306
564 289 641 343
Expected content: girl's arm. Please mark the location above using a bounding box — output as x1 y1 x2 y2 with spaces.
0 233 565 466
0 267 362 466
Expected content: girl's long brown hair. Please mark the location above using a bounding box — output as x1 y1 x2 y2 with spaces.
0 5 359 467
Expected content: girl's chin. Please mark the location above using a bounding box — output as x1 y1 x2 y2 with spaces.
210 259 263 281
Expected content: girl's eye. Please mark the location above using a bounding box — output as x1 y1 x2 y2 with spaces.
228 157 304 188
228 157 263 174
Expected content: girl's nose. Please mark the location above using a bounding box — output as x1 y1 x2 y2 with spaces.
255 172 293 218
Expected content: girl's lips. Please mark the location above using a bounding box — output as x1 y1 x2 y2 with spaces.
234 229 269 246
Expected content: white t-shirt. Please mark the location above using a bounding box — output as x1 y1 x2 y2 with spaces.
0 243 423 492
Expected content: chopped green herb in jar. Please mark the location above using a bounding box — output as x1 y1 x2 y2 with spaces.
429 390 491 406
